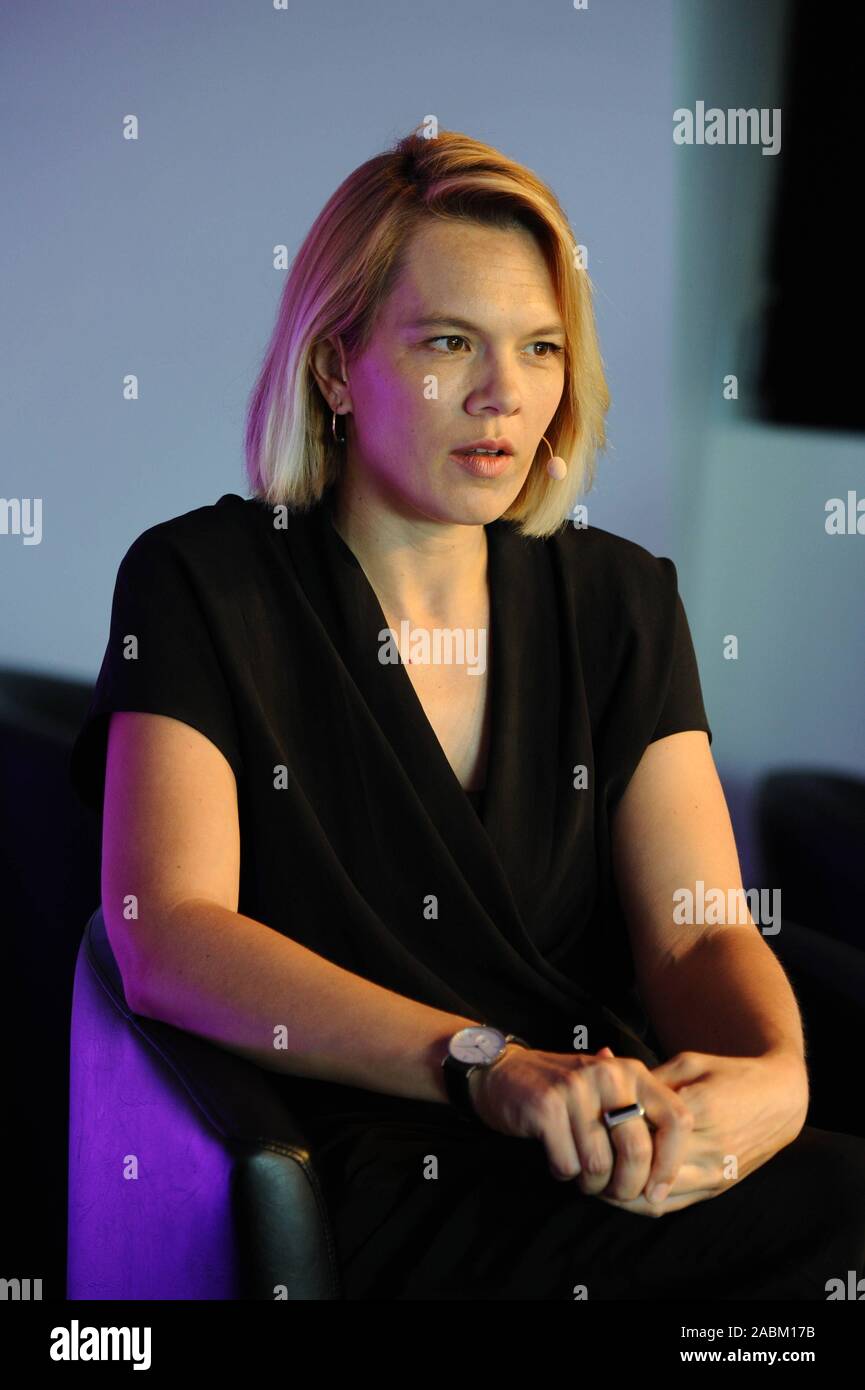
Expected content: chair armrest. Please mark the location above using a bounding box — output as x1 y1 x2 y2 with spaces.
68 904 342 1299
86 904 322 1148
768 917 865 1013
766 917 865 1136
756 771 865 952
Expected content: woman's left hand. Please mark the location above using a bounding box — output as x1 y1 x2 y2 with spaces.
593 1047 809 1219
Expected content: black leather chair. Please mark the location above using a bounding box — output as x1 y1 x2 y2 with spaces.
756 770 865 953
755 769 865 1137
67 903 342 1299
762 917 865 1135
2 666 104 1299
1 664 342 1301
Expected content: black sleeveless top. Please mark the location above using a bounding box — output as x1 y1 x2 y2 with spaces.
68 489 712 1117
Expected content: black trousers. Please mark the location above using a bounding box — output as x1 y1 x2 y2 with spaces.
303 1105 865 1300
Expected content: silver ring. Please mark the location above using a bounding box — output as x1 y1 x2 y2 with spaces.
602 1101 646 1131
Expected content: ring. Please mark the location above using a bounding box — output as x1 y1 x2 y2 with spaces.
602 1101 647 1131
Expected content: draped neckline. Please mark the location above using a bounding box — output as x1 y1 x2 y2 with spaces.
288 487 566 939
321 496 497 817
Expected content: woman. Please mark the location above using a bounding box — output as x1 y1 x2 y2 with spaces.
70 127 865 1300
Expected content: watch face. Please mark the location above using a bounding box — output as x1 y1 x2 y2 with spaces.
450 1025 507 1066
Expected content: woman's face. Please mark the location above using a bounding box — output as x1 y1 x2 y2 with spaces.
327 218 567 528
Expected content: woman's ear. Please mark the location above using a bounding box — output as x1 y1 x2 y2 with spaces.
309 336 350 410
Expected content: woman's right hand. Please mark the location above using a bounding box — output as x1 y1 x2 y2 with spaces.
468 1043 695 1215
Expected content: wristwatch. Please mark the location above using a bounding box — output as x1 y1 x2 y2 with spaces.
441 1023 530 1118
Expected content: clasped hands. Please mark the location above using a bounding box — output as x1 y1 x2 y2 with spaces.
579 1044 810 1219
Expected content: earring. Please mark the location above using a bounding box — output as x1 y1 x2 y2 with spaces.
542 435 567 480
332 407 346 445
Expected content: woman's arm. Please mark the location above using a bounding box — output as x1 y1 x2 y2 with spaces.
102 710 480 1104
603 730 808 1215
634 930 806 1065
610 729 806 1066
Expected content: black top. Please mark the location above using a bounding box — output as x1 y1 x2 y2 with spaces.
68 489 712 1118
465 786 485 816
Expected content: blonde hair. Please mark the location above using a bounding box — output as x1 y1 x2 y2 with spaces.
244 126 610 539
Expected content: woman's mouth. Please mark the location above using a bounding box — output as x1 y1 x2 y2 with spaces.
449 448 512 478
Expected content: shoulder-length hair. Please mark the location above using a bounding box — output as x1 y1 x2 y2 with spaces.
244 126 610 539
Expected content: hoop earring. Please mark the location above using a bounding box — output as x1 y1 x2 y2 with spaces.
541 435 568 480
332 409 346 446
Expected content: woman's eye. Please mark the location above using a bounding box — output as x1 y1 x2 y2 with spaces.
528 342 564 359
428 335 469 352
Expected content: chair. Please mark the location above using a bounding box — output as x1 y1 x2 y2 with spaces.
756 770 865 952
755 769 865 1137
0 661 340 1300
762 917 865 1136
2 665 105 1299
67 903 342 1299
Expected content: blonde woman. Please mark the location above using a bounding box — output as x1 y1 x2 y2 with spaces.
71 127 865 1300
